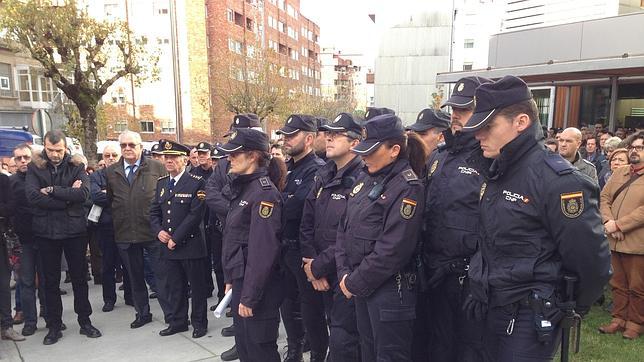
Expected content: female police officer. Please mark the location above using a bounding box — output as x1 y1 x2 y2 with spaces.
336 113 427 361
216 128 287 362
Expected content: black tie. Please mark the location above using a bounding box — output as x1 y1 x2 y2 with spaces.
126 165 135 184
168 178 175 193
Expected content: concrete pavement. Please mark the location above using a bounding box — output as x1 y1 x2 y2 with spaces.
0 278 296 361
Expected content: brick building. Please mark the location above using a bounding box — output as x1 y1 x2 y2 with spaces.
205 0 322 138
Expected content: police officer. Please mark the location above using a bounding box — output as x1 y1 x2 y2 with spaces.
276 114 326 361
313 117 329 161
336 114 427 361
405 108 451 155
191 142 216 297
300 113 364 361
413 76 492 362
217 128 286 362
151 143 164 162
364 107 395 121
462 76 611 360
150 140 209 339
204 113 263 362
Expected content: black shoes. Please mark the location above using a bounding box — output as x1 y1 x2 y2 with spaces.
159 325 188 336
102 301 115 312
79 324 102 338
283 342 304 362
130 314 153 329
221 324 235 337
21 324 37 336
43 329 62 345
192 328 207 338
220 344 239 361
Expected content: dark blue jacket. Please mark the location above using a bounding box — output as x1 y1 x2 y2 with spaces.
467 123 611 310
282 151 325 241
300 156 364 279
205 158 231 225
336 159 425 297
9 171 33 241
423 131 483 269
89 168 113 228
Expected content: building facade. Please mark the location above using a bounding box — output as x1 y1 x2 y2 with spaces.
320 47 372 112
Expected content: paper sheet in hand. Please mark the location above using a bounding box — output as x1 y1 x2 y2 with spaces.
213 289 233 318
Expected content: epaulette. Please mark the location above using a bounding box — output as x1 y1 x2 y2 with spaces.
158 175 169 180
190 173 203 180
544 153 574 175
401 168 418 182
259 176 272 190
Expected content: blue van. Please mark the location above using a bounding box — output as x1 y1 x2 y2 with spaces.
0 128 33 157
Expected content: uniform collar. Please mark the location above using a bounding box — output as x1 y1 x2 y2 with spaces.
486 123 541 181
171 168 186 184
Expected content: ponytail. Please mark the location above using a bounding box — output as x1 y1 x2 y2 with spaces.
384 133 428 176
253 150 287 191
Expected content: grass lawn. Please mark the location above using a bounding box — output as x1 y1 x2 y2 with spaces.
558 305 643 361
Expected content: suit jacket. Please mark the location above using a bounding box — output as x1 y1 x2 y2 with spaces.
150 171 207 260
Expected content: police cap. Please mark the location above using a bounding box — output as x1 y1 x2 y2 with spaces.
218 128 269 154
315 117 329 130
462 75 533 133
210 143 226 159
320 112 363 139
405 108 451 132
224 113 262 137
442 76 492 109
364 107 395 121
276 114 318 135
351 114 404 155
196 142 212 152
151 143 163 155
160 140 190 156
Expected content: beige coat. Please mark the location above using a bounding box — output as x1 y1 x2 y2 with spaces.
600 165 644 254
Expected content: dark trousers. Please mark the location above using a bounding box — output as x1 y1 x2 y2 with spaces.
143 248 157 292
232 274 284 362
118 241 171 320
279 245 306 346
36 236 92 329
484 305 561 361
323 277 360 362
355 277 416 362
165 257 208 329
203 224 214 296
413 277 489 362
0 237 13 329
17 240 45 328
210 227 225 301
87 226 102 281
97 227 131 304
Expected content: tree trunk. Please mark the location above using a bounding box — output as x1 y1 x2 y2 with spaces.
78 105 98 166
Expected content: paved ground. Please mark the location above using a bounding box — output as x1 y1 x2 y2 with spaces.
0 278 296 361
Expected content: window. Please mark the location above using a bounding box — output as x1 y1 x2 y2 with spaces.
140 120 154 133
246 45 255 57
246 17 254 32
301 47 308 57
234 12 244 27
161 120 175 133
268 16 276 29
115 121 128 132
462 63 473 71
278 0 285 11
277 21 285 33
17 68 53 103
289 48 298 61
226 9 234 22
268 0 276 5
228 38 242 54
278 43 288 55
464 39 474 48
287 4 297 19
0 76 9 90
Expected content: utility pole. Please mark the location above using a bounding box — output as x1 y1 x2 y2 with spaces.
170 0 183 142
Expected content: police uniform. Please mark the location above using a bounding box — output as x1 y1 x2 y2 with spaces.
336 114 425 361
205 114 262 308
364 106 396 121
149 141 209 338
462 76 611 360
405 108 450 134
299 113 364 361
217 129 284 362
276 114 326 360
413 77 492 362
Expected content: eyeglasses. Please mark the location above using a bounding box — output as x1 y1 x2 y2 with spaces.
120 143 139 149
628 145 644 152
104 153 119 158
325 131 352 140
14 155 31 161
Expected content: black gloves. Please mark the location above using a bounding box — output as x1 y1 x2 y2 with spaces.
463 294 488 321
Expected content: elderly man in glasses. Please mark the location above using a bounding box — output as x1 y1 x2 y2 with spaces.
104 131 171 329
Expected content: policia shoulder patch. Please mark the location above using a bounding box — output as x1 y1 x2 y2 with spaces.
560 191 584 218
259 201 274 218
400 198 417 219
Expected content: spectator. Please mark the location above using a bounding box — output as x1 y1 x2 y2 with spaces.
585 136 606 171
0 173 25 341
90 144 132 312
97 160 106 170
599 132 644 340
594 122 604 135
1 163 9 175
270 144 285 160
25 130 101 345
188 147 199 171
7 157 17 174
10 144 45 337
545 138 558 152
600 132 612 154
558 127 598 183
598 136 624 188
600 148 629 190
105 130 171 329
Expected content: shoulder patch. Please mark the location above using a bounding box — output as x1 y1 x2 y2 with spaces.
402 169 418 182
561 191 584 218
190 173 203 180
400 198 417 219
259 201 274 218
158 175 170 180
544 153 574 176
259 176 272 189
196 190 206 200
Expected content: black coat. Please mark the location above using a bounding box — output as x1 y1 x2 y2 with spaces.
9 171 32 241
205 158 232 225
299 156 363 279
0 173 13 228
335 159 425 298
150 171 207 260
221 170 282 310
467 123 611 310
89 168 113 227
282 151 325 241
25 152 89 240
423 131 483 268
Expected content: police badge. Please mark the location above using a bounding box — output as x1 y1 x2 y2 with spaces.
480 182 487 201
560 191 584 218
400 198 417 219
429 160 439 176
259 201 274 218
350 182 364 197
